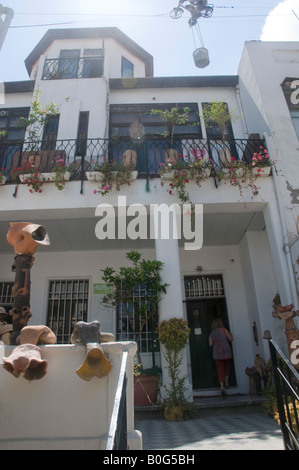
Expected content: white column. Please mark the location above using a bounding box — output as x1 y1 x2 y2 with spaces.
153 205 193 401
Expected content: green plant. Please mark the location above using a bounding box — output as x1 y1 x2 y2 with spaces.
0 168 5 183
51 156 70 190
150 106 191 142
156 318 190 409
160 154 211 203
93 157 135 196
101 250 168 369
251 146 272 169
12 160 44 193
201 101 240 139
19 90 60 148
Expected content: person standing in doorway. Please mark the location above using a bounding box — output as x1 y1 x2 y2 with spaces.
209 318 233 397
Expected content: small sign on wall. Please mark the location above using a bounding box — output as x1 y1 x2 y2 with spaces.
93 283 111 295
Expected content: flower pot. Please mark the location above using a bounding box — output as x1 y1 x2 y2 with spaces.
41 173 56 182
19 173 43 183
164 406 185 422
221 168 244 179
0 176 7 185
123 149 137 170
86 171 137 182
252 166 271 177
86 171 103 182
165 148 178 164
160 170 176 181
134 374 160 406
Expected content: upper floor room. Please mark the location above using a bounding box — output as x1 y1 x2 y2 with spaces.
25 27 154 82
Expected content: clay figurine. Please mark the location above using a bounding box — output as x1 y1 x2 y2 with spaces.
71 321 114 381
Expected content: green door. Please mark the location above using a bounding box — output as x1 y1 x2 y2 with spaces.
186 298 235 390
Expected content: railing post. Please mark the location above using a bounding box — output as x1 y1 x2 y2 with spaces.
106 350 128 450
267 338 289 449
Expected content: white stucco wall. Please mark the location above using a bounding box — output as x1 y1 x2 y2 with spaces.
0 341 140 450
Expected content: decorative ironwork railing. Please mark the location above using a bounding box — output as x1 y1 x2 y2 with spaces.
42 56 104 80
0 136 266 191
266 336 299 450
106 350 128 450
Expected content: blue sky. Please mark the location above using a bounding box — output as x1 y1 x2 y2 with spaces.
0 0 298 82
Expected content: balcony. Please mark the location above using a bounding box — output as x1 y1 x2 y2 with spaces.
0 135 266 192
42 56 104 80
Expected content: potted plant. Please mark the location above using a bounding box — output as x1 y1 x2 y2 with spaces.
12 159 44 193
156 317 191 421
160 153 212 204
150 106 192 163
201 101 240 167
250 145 272 176
46 155 71 190
216 145 272 199
0 167 7 185
87 157 137 195
101 250 168 406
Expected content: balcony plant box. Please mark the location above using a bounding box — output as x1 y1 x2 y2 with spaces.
19 172 71 183
42 172 71 182
252 166 271 177
86 170 137 182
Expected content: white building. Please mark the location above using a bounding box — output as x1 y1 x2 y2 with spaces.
0 28 299 402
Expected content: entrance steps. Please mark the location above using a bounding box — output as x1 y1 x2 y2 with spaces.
135 394 266 418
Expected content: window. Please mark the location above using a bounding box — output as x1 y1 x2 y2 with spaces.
0 108 29 142
0 281 14 312
46 279 89 344
76 111 89 156
41 114 60 150
110 103 201 139
202 102 234 139
116 281 159 353
184 275 225 298
58 49 80 78
82 49 104 78
121 57 134 78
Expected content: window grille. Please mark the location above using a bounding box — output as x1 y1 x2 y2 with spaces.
116 282 159 353
46 279 89 344
0 281 14 310
184 275 224 298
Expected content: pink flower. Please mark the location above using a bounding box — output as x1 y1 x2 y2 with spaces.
103 185 110 191
93 189 98 194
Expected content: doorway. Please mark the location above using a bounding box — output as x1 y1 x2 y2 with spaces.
186 297 236 390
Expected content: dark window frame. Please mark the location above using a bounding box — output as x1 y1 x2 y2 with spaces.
121 57 134 79
109 102 202 140
46 278 89 344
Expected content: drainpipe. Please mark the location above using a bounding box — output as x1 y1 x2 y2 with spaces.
236 85 249 138
0 5 14 51
264 132 299 310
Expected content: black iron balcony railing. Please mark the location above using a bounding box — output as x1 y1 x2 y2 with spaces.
0 136 265 192
265 336 299 450
42 56 104 80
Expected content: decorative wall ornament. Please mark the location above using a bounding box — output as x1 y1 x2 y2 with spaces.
2 222 56 380
71 321 114 381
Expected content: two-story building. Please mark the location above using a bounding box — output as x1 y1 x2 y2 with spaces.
0 27 298 399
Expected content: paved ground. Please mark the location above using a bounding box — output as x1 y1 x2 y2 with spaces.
134 396 284 451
